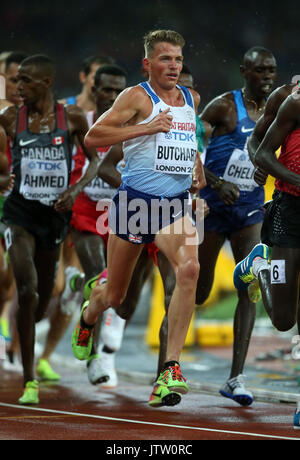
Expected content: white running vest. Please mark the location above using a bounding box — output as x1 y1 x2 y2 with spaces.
122 82 197 197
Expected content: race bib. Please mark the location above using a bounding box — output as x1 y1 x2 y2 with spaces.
84 175 115 201
82 154 116 201
154 129 196 175
271 260 286 284
20 157 69 205
223 148 257 192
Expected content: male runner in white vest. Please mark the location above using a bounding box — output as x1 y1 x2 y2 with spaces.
72 30 204 407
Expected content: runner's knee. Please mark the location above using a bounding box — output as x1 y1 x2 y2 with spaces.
176 257 200 287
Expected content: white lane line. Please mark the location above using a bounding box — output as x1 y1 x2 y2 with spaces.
0 402 299 440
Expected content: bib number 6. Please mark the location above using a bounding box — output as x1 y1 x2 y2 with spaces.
270 260 286 284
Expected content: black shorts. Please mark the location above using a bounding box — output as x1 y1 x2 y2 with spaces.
261 190 300 248
2 191 71 250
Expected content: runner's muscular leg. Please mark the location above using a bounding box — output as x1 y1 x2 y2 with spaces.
117 248 153 321
7 225 37 384
71 229 107 280
83 233 144 326
0 242 14 315
71 229 109 350
259 246 300 332
156 251 175 376
154 216 200 363
229 222 262 378
196 231 225 305
34 246 61 323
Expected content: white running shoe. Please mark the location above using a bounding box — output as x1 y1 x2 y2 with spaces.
61 266 84 316
219 374 254 406
87 354 109 386
97 349 118 389
1 353 22 373
101 307 126 351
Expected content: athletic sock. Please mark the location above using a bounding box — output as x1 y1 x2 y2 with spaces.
253 257 269 277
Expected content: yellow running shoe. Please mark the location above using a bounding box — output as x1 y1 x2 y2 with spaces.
37 359 61 382
148 383 181 407
83 269 107 301
248 279 262 303
18 380 39 405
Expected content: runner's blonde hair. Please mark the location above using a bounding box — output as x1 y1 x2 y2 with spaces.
143 30 185 58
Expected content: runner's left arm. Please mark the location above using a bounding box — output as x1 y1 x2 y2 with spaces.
54 106 99 213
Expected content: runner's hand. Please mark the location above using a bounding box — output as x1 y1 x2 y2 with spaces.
254 167 268 186
216 181 240 206
146 108 173 134
54 185 78 213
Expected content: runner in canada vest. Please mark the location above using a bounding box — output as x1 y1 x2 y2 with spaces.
10 103 72 207
0 54 99 405
3 102 73 250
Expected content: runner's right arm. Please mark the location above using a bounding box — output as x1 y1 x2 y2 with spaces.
255 93 300 187
248 85 294 185
85 86 173 148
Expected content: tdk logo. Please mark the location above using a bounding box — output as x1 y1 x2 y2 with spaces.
173 132 195 142
28 161 62 171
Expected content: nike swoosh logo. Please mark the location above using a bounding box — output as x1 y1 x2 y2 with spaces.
19 139 38 146
247 209 259 217
241 126 253 133
172 211 182 219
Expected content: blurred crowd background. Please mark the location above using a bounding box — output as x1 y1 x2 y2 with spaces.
0 0 298 108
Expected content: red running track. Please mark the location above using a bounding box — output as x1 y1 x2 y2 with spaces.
0 365 300 442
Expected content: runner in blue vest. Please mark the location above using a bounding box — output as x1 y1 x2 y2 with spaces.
0 54 99 405
197 46 277 406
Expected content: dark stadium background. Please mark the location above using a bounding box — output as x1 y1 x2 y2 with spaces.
0 0 297 107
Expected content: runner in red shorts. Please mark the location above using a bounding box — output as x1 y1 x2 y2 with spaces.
66 64 128 386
